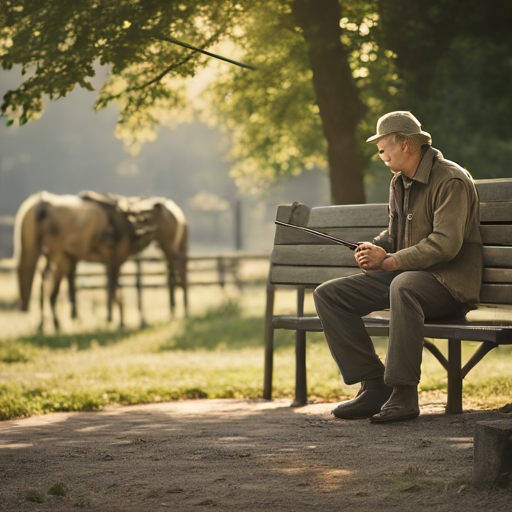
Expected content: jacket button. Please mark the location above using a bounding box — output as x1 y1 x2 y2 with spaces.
407 213 413 221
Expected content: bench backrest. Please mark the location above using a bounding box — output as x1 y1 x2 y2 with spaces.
270 178 512 305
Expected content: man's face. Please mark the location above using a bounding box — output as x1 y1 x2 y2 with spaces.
377 135 407 173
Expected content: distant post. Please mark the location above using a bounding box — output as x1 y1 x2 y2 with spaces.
234 199 242 251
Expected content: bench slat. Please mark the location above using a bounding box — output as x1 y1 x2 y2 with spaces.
270 245 357 267
309 204 388 228
483 268 512 283
475 179 512 203
480 202 512 223
274 225 385 245
480 284 512 304
274 221 512 246
483 246 512 267
480 225 512 246
271 245 512 268
276 203 389 228
270 265 361 285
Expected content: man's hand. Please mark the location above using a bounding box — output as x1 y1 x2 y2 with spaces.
355 243 397 272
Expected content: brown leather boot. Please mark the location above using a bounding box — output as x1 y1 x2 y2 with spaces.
331 376 393 420
370 385 420 423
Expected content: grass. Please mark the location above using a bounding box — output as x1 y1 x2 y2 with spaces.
1 298 511 421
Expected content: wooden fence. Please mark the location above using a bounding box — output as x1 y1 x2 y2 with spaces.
74 252 270 289
0 252 270 294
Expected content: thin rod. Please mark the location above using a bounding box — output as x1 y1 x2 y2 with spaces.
275 220 360 250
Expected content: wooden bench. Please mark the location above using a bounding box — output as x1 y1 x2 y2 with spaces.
263 178 512 414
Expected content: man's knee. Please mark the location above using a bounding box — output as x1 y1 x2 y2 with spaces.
389 272 415 295
313 280 334 306
315 278 364 317
389 272 425 310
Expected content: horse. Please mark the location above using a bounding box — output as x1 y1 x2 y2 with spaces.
13 191 188 331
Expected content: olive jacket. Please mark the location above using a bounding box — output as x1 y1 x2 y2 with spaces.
374 146 483 304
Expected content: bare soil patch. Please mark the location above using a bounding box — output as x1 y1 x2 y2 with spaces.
1 395 511 511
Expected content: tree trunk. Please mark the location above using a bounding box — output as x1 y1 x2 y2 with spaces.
292 0 367 205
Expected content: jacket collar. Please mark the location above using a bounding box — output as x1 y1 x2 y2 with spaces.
409 146 439 184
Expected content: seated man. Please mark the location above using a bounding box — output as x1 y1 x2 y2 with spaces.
313 111 483 423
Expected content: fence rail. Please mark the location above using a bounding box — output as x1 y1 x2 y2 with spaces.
0 252 271 290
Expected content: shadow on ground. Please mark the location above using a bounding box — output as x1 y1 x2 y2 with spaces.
0 399 511 511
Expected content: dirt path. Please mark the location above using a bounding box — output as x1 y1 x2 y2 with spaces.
1 396 511 511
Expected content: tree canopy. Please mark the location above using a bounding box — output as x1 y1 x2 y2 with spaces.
1 1 246 129
5 1 510 204
2 0 399 204
377 0 512 178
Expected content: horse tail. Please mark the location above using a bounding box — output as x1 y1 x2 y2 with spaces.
13 191 45 310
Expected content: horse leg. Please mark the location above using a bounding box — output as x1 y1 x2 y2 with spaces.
117 284 124 329
135 259 147 328
167 258 176 317
38 262 49 333
107 264 123 328
49 272 63 331
68 262 77 319
49 256 74 331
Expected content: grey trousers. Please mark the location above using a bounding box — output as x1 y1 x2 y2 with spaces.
313 271 463 387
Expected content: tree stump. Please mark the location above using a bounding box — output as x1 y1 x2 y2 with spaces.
474 419 512 489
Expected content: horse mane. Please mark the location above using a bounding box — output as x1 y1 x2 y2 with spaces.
12 191 45 265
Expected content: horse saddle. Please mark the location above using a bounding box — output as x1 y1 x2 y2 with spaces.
78 190 118 207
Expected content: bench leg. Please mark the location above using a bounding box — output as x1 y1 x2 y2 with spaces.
263 281 275 400
292 330 307 407
446 338 463 414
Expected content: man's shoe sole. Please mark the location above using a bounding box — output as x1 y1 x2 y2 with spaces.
369 411 419 424
331 412 375 420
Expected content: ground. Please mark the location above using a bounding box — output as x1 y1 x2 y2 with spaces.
1 395 511 511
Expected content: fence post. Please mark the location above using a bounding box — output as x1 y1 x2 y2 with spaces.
217 256 226 287
234 199 242 250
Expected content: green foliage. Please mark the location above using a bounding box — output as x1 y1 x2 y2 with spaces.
1 298 511 421
208 0 398 192
207 2 325 192
0 383 105 420
18 329 131 350
0 340 35 363
47 483 66 497
23 489 45 503
464 376 512 402
0 0 397 190
0 298 19 310
377 0 512 179
0 0 248 133
160 300 293 350
3 0 512 193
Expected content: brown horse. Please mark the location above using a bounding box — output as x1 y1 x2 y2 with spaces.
14 191 188 331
